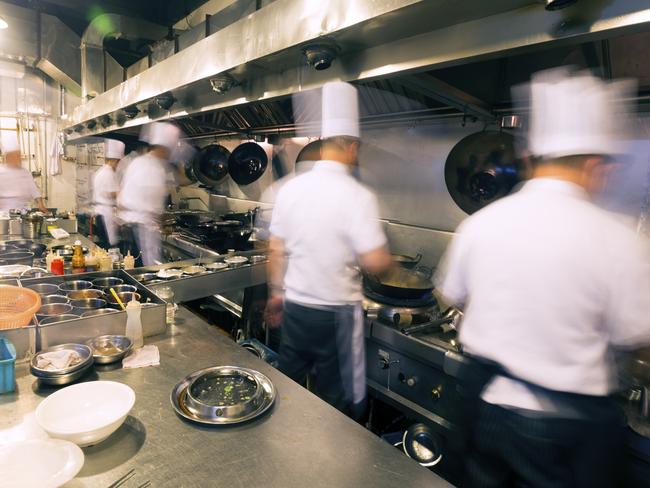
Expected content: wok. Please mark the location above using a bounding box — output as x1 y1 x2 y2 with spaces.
363 266 434 300
193 144 231 187
393 253 422 269
228 142 268 185
176 211 215 227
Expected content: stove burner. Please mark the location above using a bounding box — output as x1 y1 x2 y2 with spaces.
363 287 437 309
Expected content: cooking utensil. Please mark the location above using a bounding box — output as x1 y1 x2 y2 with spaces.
0 251 34 266
445 130 525 214
205 262 228 271
132 273 158 283
193 144 231 187
249 255 266 264
110 284 138 294
176 211 215 227
67 289 105 300
59 280 93 292
156 268 183 279
26 283 60 296
35 381 136 447
41 294 70 305
70 298 107 312
27 243 47 258
363 266 434 300
107 292 140 309
37 303 74 318
30 343 93 376
86 335 132 364
39 314 80 325
224 255 248 267
0 243 17 253
81 308 118 318
228 142 268 185
182 265 206 275
22 214 44 239
91 277 124 289
0 285 41 329
392 253 422 269
4 239 33 248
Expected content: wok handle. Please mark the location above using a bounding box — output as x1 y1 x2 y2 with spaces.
414 265 433 279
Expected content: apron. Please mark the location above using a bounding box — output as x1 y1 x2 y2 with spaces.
135 222 162 266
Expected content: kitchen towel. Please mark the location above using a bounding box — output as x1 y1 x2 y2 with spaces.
122 345 160 369
36 350 81 370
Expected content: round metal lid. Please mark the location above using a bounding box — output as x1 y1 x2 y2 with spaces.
171 366 276 425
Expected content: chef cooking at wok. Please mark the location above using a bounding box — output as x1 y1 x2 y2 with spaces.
0 131 49 214
266 82 392 419
118 122 181 266
435 68 650 488
92 139 125 248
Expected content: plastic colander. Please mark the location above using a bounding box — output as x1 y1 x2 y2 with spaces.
0 285 41 329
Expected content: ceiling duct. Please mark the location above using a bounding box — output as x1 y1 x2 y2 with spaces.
36 14 82 96
81 13 167 99
545 0 577 10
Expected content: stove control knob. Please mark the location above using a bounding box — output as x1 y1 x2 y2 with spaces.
431 385 443 401
379 357 390 370
406 376 418 387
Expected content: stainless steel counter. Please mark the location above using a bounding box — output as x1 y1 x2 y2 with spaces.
0 307 451 488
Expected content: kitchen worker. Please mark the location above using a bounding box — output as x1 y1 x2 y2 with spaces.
92 139 125 248
115 142 148 185
435 68 650 488
266 82 392 418
0 132 48 213
118 122 181 266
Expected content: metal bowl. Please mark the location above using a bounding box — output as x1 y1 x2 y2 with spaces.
224 256 248 267
67 289 105 300
41 294 70 305
26 283 60 295
250 255 266 264
86 335 132 364
39 314 80 325
205 262 228 271
110 284 138 294
106 292 141 308
70 298 107 311
37 303 74 318
30 343 93 376
0 251 34 266
132 273 157 283
59 280 93 292
33 362 93 386
5 239 33 249
182 265 206 275
91 277 124 289
81 308 119 318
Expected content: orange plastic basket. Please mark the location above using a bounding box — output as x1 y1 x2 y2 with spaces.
0 286 41 330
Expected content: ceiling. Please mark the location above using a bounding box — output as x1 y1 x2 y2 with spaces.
2 0 208 65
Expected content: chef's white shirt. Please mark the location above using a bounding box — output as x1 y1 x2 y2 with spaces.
436 178 650 411
0 165 41 211
270 160 387 306
117 153 168 225
92 165 119 207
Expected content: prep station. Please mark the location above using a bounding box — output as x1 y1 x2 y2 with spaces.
2 0 650 487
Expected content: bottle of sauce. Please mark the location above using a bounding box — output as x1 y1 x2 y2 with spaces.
125 300 143 349
85 251 98 272
71 240 86 274
99 251 113 272
51 257 65 276
45 250 57 273
123 251 135 270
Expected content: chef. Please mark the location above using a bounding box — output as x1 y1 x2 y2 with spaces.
0 132 48 213
92 139 125 248
435 68 650 488
266 82 392 418
118 122 180 266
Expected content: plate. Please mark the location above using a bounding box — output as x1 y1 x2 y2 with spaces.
170 366 276 425
0 439 84 488
205 262 228 271
182 265 207 275
157 268 184 279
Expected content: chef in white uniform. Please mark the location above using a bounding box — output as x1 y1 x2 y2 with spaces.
267 82 392 418
0 132 48 213
118 122 180 266
92 139 124 247
435 68 650 488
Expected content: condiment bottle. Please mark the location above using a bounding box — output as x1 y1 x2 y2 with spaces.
123 251 135 270
85 251 98 272
45 250 57 273
71 240 86 274
51 258 65 276
125 300 144 349
99 251 113 272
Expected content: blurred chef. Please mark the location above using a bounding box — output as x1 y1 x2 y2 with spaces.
435 68 650 488
115 142 148 185
0 132 48 213
266 82 391 418
118 122 181 266
92 139 124 248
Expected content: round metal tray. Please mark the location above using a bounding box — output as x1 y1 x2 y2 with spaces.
171 366 276 425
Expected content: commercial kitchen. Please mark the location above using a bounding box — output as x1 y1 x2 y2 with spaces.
2 1 650 487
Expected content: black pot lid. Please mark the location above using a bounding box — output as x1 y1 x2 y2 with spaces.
193 144 231 187
228 142 268 185
444 131 526 215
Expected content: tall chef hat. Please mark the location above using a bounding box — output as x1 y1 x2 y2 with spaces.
0 131 20 154
104 138 125 160
321 81 359 139
143 122 181 153
527 67 634 159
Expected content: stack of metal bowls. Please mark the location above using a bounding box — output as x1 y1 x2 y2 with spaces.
30 343 94 385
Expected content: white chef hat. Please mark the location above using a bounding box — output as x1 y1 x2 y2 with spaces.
321 81 359 139
143 122 181 153
0 131 20 154
104 139 125 160
527 68 634 159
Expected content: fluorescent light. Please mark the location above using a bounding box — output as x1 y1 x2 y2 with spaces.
0 17 8 30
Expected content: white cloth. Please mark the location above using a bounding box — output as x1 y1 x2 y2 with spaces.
35 350 81 370
270 160 387 305
104 139 125 160
122 345 160 369
92 164 120 245
436 178 650 411
0 165 41 211
48 133 63 176
321 82 359 139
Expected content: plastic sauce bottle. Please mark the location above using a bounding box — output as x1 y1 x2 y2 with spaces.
99 251 113 272
45 250 57 273
125 300 144 349
123 251 135 270
85 251 98 272
51 258 65 276
71 240 86 274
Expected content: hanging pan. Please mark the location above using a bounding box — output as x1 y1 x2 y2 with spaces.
193 144 231 188
228 142 268 185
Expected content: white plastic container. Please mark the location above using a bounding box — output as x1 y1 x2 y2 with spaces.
125 300 143 349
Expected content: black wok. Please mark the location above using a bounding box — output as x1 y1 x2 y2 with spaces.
193 144 231 187
228 142 268 185
392 253 422 269
363 266 434 300
177 212 215 227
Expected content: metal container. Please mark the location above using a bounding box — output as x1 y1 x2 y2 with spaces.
70 298 107 313
67 289 105 300
86 335 132 364
8 219 22 235
81 308 118 318
91 277 124 289
41 294 70 305
110 284 137 294
31 362 93 386
26 283 60 296
22 214 44 239
106 292 140 308
39 314 80 325
0 251 34 266
59 280 93 292
0 219 9 235
37 303 74 318
30 343 93 376
4 239 33 249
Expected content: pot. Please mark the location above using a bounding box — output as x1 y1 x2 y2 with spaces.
22 214 44 239
363 266 434 300
0 219 9 235
0 251 34 266
193 144 231 187
228 142 268 185
392 253 422 269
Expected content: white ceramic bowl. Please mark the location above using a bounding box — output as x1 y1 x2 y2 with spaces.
0 439 84 488
35 381 135 447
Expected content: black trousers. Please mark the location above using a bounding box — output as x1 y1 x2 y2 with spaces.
465 400 626 488
92 215 111 249
118 224 144 268
279 300 364 418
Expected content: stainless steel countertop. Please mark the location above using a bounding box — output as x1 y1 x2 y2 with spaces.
0 307 452 488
